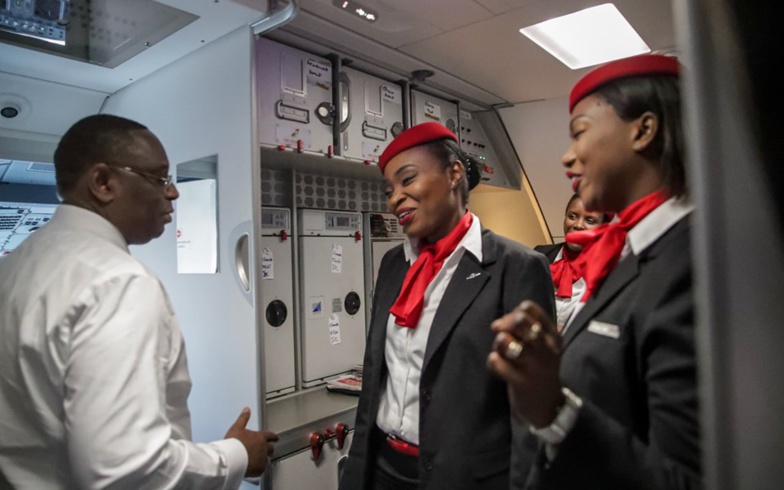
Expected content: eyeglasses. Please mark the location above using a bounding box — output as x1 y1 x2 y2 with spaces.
115 166 174 190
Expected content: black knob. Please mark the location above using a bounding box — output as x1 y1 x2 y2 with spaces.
344 292 361 316
265 299 288 327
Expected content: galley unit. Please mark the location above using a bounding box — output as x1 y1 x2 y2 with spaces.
252 32 528 488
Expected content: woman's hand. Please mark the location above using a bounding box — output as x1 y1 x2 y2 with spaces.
487 300 565 428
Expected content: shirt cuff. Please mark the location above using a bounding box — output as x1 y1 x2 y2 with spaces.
529 387 582 461
212 437 248 489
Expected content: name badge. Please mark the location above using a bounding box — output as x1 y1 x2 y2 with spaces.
587 320 620 339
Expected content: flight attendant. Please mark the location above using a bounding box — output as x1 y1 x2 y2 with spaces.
534 194 611 329
339 122 554 490
488 55 701 489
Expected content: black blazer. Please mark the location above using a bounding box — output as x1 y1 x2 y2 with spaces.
533 243 563 264
516 217 701 490
339 228 555 490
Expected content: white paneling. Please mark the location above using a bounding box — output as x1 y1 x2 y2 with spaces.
0 72 107 138
499 97 572 242
102 26 261 457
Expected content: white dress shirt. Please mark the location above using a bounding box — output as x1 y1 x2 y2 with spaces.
376 214 483 445
0 205 247 489
551 247 587 328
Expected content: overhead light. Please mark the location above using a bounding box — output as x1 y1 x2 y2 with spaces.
519 3 650 70
332 0 378 23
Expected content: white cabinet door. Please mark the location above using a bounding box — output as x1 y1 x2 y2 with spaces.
270 432 354 490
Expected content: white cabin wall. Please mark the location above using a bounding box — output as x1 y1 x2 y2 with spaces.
499 97 574 244
101 26 260 445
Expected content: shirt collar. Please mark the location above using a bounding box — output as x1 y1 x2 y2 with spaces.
50 204 129 253
626 196 693 256
403 212 483 264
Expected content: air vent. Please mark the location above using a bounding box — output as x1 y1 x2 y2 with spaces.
27 162 55 173
1 160 56 185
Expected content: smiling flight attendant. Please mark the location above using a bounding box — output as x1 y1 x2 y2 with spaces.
488 55 701 489
338 123 554 490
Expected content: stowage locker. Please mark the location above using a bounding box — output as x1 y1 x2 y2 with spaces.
410 89 459 135
297 209 366 387
339 67 404 165
260 207 296 398
256 37 334 155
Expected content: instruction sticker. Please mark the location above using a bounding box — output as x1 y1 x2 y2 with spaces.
424 100 442 121
308 296 325 319
362 140 382 161
382 85 401 104
276 122 312 148
331 243 343 273
332 297 343 313
306 58 332 91
261 248 274 280
459 109 472 120
328 314 341 345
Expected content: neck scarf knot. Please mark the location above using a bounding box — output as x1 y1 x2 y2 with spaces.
390 212 473 328
567 189 670 302
550 247 582 298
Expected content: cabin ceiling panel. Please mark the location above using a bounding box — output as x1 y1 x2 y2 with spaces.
397 0 676 103
296 0 444 48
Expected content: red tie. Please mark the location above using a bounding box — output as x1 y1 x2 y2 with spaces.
390 212 473 328
567 189 670 302
550 247 582 298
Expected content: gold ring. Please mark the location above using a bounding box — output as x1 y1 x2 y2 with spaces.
506 340 523 360
523 322 542 342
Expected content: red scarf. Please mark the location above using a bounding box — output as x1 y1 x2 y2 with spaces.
567 189 670 302
390 212 473 328
550 247 582 298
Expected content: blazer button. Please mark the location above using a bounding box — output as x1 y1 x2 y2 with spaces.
421 390 432 403
422 457 433 471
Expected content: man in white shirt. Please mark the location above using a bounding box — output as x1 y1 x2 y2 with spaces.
0 114 277 489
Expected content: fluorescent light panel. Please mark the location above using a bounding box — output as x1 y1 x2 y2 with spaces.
520 3 649 70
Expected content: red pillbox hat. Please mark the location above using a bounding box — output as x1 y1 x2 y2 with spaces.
569 54 680 112
378 122 458 174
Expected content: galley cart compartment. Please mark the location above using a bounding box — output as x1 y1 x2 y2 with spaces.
297 210 366 387
339 67 404 164
256 37 334 155
261 207 296 398
363 212 406 326
410 89 459 134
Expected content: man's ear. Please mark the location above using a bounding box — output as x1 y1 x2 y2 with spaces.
87 163 116 204
631 111 659 153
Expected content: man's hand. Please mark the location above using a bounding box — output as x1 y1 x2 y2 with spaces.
225 407 279 477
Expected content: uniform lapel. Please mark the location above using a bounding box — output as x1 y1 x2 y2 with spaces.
561 253 640 350
371 249 408 370
422 230 495 372
365 247 409 398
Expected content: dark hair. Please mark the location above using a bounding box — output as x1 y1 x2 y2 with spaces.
419 138 482 206
53 114 149 195
565 193 613 223
592 75 687 197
